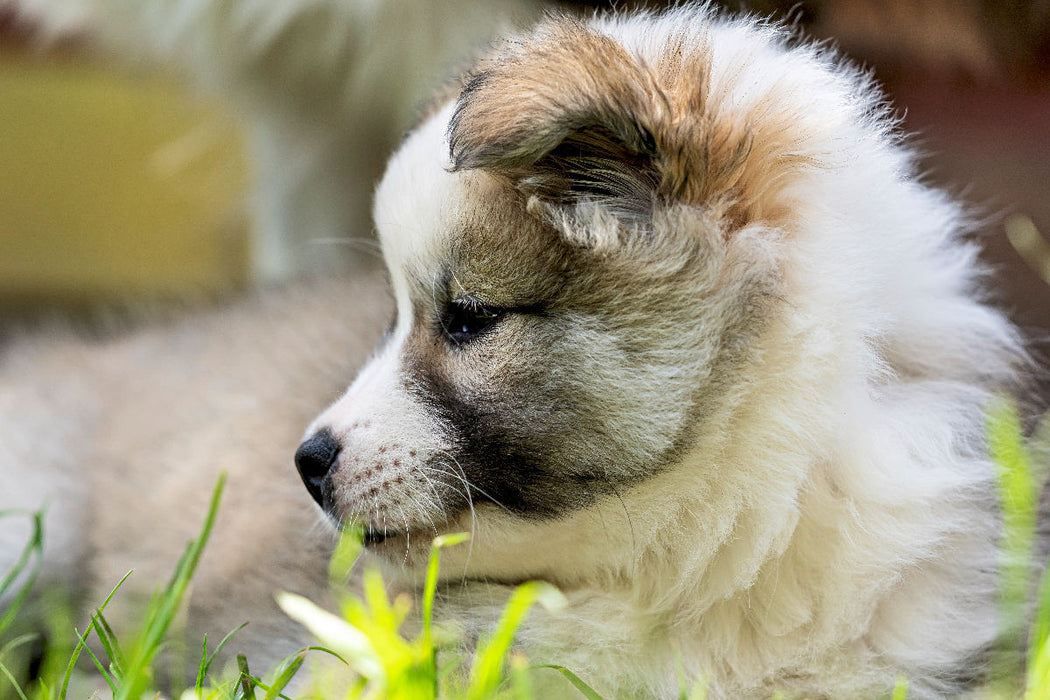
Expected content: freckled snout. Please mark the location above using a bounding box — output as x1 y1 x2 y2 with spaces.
294 429 341 509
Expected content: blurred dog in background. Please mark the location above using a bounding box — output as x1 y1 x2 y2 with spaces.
8 0 533 279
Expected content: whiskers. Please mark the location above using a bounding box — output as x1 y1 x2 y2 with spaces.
415 457 477 574
601 473 637 558
415 450 515 579
322 445 518 578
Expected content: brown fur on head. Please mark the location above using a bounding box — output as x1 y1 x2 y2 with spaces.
449 14 818 231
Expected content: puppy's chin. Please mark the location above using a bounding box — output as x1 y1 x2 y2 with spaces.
334 509 483 582
349 505 559 589
359 530 434 575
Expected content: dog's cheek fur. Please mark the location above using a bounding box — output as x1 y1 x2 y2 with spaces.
405 311 654 517
398 200 781 521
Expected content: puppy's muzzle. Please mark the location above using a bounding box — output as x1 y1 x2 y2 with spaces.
294 428 340 510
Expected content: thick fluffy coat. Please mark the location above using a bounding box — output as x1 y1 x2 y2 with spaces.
301 8 1026 699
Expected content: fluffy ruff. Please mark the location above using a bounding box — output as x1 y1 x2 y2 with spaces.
308 7 1027 698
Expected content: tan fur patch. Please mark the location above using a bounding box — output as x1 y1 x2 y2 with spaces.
651 32 821 228
448 15 821 232
449 14 664 171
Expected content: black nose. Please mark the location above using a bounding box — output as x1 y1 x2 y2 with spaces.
294 429 341 508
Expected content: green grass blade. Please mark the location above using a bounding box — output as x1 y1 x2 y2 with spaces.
361 568 396 633
236 654 257 700
423 544 441 650
507 652 533 700
296 645 348 665
58 569 133 700
90 608 126 680
261 652 305 700
671 642 689 700
687 677 708 700
0 510 42 598
329 526 364 586
1028 557 1050 692
194 633 210 695
277 593 381 680
71 627 117 693
533 665 605 700
0 511 44 637
116 474 226 700
466 582 565 700
438 655 465 681
31 590 76 698
197 622 249 692
423 533 470 648
0 631 38 699
1025 627 1050 700
0 633 37 660
989 398 1036 522
988 398 1040 690
0 659 31 700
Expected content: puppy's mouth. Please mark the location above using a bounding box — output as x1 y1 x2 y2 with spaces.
359 524 440 551
337 508 477 554
324 511 420 548
348 508 476 550
363 525 397 547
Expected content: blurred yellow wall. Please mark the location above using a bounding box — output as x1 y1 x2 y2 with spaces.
0 49 249 309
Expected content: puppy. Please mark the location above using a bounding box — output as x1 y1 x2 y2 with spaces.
294 7 1027 699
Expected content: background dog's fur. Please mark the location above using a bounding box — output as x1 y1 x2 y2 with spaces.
1 275 389 677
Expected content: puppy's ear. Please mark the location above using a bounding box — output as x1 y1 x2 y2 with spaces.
448 16 665 220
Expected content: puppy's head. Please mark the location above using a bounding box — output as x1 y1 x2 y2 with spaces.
297 13 823 584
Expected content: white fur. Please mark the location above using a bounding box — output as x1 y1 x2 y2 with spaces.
323 8 1023 698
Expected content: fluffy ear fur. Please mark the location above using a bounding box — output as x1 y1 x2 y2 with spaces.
448 15 665 220
446 13 800 232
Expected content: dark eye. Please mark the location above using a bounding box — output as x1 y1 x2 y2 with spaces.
442 300 501 344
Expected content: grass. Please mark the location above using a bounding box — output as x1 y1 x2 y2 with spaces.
1 400 1049 698
987 399 1050 698
0 475 587 700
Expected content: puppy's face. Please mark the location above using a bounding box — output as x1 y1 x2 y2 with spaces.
298 16 792 584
